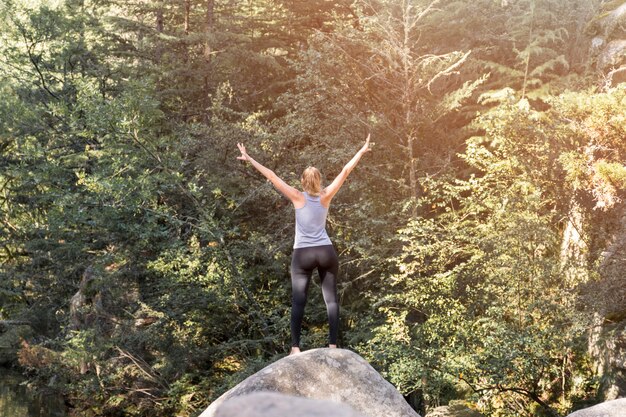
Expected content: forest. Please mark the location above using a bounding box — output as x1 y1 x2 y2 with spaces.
1 0 626 416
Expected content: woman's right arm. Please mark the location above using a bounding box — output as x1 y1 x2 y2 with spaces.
237 143 304 206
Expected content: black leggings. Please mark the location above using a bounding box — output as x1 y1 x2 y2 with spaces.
290 245 339 347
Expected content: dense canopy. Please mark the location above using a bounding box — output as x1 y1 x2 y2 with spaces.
1 1 626 416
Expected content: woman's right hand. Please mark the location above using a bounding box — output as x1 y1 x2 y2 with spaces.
237 143 250 161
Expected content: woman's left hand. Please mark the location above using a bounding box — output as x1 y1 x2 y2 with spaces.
237 143 250 161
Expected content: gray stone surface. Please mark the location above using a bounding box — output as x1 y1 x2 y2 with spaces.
214 392 367 417
567 398 626 417
598 3 626 39
199 348 420 417
598 40 626 71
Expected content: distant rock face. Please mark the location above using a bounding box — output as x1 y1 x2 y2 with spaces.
199 348 421 417
566 398 626 417
597 39 626 71
588 205 626 399
599 3 626 39
590 2 626 86
588 317 626 400
214 392 367 417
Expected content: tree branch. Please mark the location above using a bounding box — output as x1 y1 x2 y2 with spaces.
17 26 61 101
426 50 472 93
459 376 562 417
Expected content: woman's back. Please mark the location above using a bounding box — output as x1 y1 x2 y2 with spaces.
294 192 332 249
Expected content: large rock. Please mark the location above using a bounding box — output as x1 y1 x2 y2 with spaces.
214 392 367 417
199 348 420 417
566 398 626 417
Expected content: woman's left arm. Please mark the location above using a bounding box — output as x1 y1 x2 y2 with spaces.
321 134 371 205
237 143 304 206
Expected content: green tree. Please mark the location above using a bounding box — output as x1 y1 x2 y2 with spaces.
422 0 596 100
0 2 286 415
362 84 626 416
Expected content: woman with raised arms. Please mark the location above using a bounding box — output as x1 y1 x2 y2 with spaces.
237 135 371 355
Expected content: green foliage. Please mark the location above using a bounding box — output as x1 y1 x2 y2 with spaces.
426 0 595 100
362 85 626 416
1 0 624 417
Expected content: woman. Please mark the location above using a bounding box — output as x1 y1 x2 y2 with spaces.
237 135 371 355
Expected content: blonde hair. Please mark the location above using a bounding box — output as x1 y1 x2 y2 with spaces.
301 166 322 196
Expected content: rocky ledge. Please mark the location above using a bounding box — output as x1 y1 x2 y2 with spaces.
199 348 420 417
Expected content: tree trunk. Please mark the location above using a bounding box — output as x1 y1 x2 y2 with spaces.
204 0 215 114
559 200 588 286
182 0 191 65
401 1 420 219
155 2 164 62
407 132 419 218
156 5 164 32
521 0 536 99
184 0 191 34
204 0 215 61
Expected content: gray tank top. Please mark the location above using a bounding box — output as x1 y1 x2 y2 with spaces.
294 192 333 249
